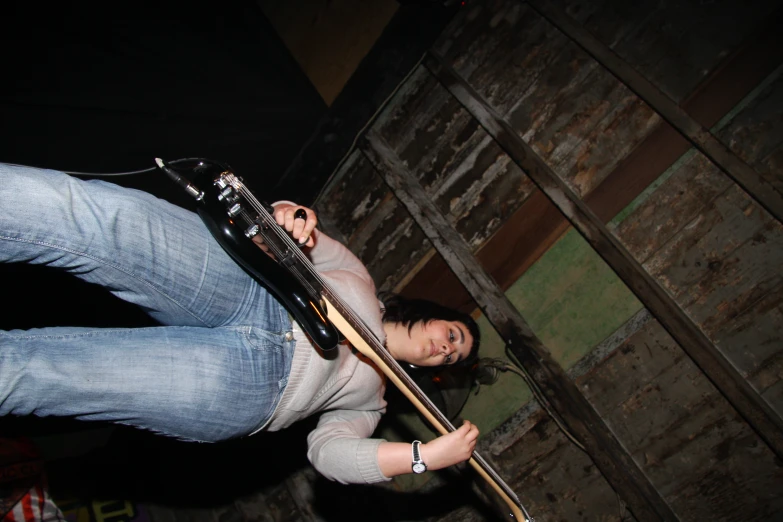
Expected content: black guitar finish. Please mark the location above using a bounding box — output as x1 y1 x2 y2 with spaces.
160 158 339 351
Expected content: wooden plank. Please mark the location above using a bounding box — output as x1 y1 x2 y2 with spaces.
502 42 660 198
613 68 783 416
630 180 783 415
712 284 783 401
646 187 781 310
422 50 783 462
478 311 783 521
361 130 678 522
615 157 733 265
435 2 572 117
400 3 783 312
550 0 781 102
526 0 783 224
718 71 783 194
402 189 571 311
501 424 627 522
576 320 783 521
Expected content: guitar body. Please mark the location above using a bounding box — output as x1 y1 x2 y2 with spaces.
188 159 340 351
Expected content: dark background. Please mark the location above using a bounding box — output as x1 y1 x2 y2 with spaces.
0 1 328 332
0 1 326 194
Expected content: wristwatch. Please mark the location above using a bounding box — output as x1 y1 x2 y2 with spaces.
411 440 427 474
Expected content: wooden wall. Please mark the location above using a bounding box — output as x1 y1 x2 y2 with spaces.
312 0 783 520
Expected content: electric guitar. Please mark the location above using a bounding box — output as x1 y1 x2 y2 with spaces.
157 157 533 522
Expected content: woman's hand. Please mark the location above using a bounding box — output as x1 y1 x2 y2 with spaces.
272 202 318 247
376 420 479 477
421 420 479 470
252 202 317 254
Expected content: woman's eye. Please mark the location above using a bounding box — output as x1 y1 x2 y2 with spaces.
449 330 455 343
445 354 452 363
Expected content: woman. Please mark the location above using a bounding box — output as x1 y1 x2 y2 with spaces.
0 163 480 485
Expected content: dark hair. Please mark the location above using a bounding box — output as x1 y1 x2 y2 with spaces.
379 292 480 367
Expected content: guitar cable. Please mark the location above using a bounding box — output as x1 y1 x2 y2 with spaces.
479 355 587 453
3 157 208 178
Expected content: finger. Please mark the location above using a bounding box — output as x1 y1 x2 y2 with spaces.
274 207 287 226
272 205 316 245
284 208 296 234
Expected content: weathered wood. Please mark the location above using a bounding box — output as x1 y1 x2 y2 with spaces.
422 50 783 461
576 319 783 521
498 417 629 522
547 0 781 102
526 0 783 224
362 130 678 522
616 157 733 264
620 168 783 416
474 310 783 522
718 70 783 195
398 2 783 314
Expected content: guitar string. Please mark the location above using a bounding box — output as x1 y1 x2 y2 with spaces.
232 179 526 514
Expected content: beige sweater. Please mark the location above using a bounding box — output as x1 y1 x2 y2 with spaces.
256 226 390 485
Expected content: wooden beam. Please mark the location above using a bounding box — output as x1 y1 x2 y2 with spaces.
525 0 783 224
362 130 679 522
401 4 783 313
423 51 783 463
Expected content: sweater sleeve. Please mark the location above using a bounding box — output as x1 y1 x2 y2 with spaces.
306 408 390 484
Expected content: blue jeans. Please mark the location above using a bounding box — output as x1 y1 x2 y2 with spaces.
0 163 294 442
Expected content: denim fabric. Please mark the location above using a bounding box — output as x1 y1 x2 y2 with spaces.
0 163 294 442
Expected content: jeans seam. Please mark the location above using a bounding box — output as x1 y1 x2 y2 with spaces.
0 235 209 326
239 326 288 353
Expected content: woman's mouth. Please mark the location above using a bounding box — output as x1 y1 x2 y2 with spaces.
429 341 437 357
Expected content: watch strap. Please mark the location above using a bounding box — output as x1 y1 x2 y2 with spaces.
411 440 427 473
412 440 422 461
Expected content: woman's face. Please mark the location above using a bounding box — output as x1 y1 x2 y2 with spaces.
384 319 474 367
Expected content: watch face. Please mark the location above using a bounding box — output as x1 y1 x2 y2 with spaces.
412 462 427 474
